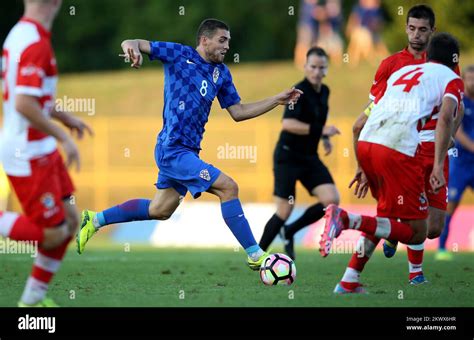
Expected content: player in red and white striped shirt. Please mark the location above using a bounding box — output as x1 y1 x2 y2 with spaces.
334 5 464 292
1 0 92 306
321 33 463 294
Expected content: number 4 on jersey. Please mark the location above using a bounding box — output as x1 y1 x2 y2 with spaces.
393 67 424 93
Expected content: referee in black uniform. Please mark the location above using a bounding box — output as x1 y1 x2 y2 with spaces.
259 47 340 260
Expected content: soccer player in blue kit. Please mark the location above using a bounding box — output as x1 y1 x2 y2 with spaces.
436 65 474 260
76 19 302 270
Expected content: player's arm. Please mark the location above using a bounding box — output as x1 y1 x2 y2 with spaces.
16 95 80 170
449 83 465 148
352 106 370 158
51 108 93 140
454 101 464 132
119 39 151 68
226 88 303 122
350 58 387 197
430 96 458 192
348 101 372 198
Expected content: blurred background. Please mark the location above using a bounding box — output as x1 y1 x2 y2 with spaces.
1 0 473 251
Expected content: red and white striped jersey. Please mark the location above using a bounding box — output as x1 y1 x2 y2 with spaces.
369 48 461 143
1 17 58 176
360 62 464 157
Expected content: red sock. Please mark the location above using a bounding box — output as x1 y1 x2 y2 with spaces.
20 235 72 304
340 233 380 290
340 210 378 234
1 212 44 244
387 219 414 243
407 245 424 280
32 236 71 282
353 215 414 244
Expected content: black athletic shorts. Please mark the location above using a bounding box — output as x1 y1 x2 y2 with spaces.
273 145 334 199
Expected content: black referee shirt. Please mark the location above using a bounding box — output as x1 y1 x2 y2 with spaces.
276 78 330 156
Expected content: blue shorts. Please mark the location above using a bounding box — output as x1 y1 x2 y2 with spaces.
154 145 221 199
448 155 474 202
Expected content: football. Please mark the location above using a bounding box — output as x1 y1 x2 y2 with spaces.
259 253 296 286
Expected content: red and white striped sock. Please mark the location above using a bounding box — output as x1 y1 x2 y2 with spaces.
20 236 71 305
341 211 414 243
0 211 44 243
340 233 379 290
407 243 424 280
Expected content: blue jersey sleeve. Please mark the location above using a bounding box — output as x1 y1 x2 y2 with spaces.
149 41 184 63
217 68 241 109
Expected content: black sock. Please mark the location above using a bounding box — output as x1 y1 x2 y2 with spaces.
259 214 286 250
285 203 325 239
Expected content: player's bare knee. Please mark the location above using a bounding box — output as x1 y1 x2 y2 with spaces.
156 212 172 220
278 212 291 221
148 203 162 219
221 177 239 201
149 206 172 220
276 203 293 220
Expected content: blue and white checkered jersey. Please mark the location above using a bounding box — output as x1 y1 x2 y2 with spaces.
149 41 241 150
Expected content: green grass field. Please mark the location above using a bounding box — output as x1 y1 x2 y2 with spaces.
1 246 472 307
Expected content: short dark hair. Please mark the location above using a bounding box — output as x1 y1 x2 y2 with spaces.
427 33 460 69
407 4 435 28
306 47 328 60
196 19 229 45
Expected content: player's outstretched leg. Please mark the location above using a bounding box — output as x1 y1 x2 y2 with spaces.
77 189 181 254
0 211 70 250
319 204 346 257
209 173 269 270
319 205 426 257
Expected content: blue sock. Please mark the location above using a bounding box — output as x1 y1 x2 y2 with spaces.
221 199 259 253
439 214 451 250
96 199 151 228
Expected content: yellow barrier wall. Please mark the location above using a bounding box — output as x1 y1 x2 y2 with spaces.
3 61 474 211
8 113 470 212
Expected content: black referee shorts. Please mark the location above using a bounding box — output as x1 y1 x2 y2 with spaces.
273 147 334 199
